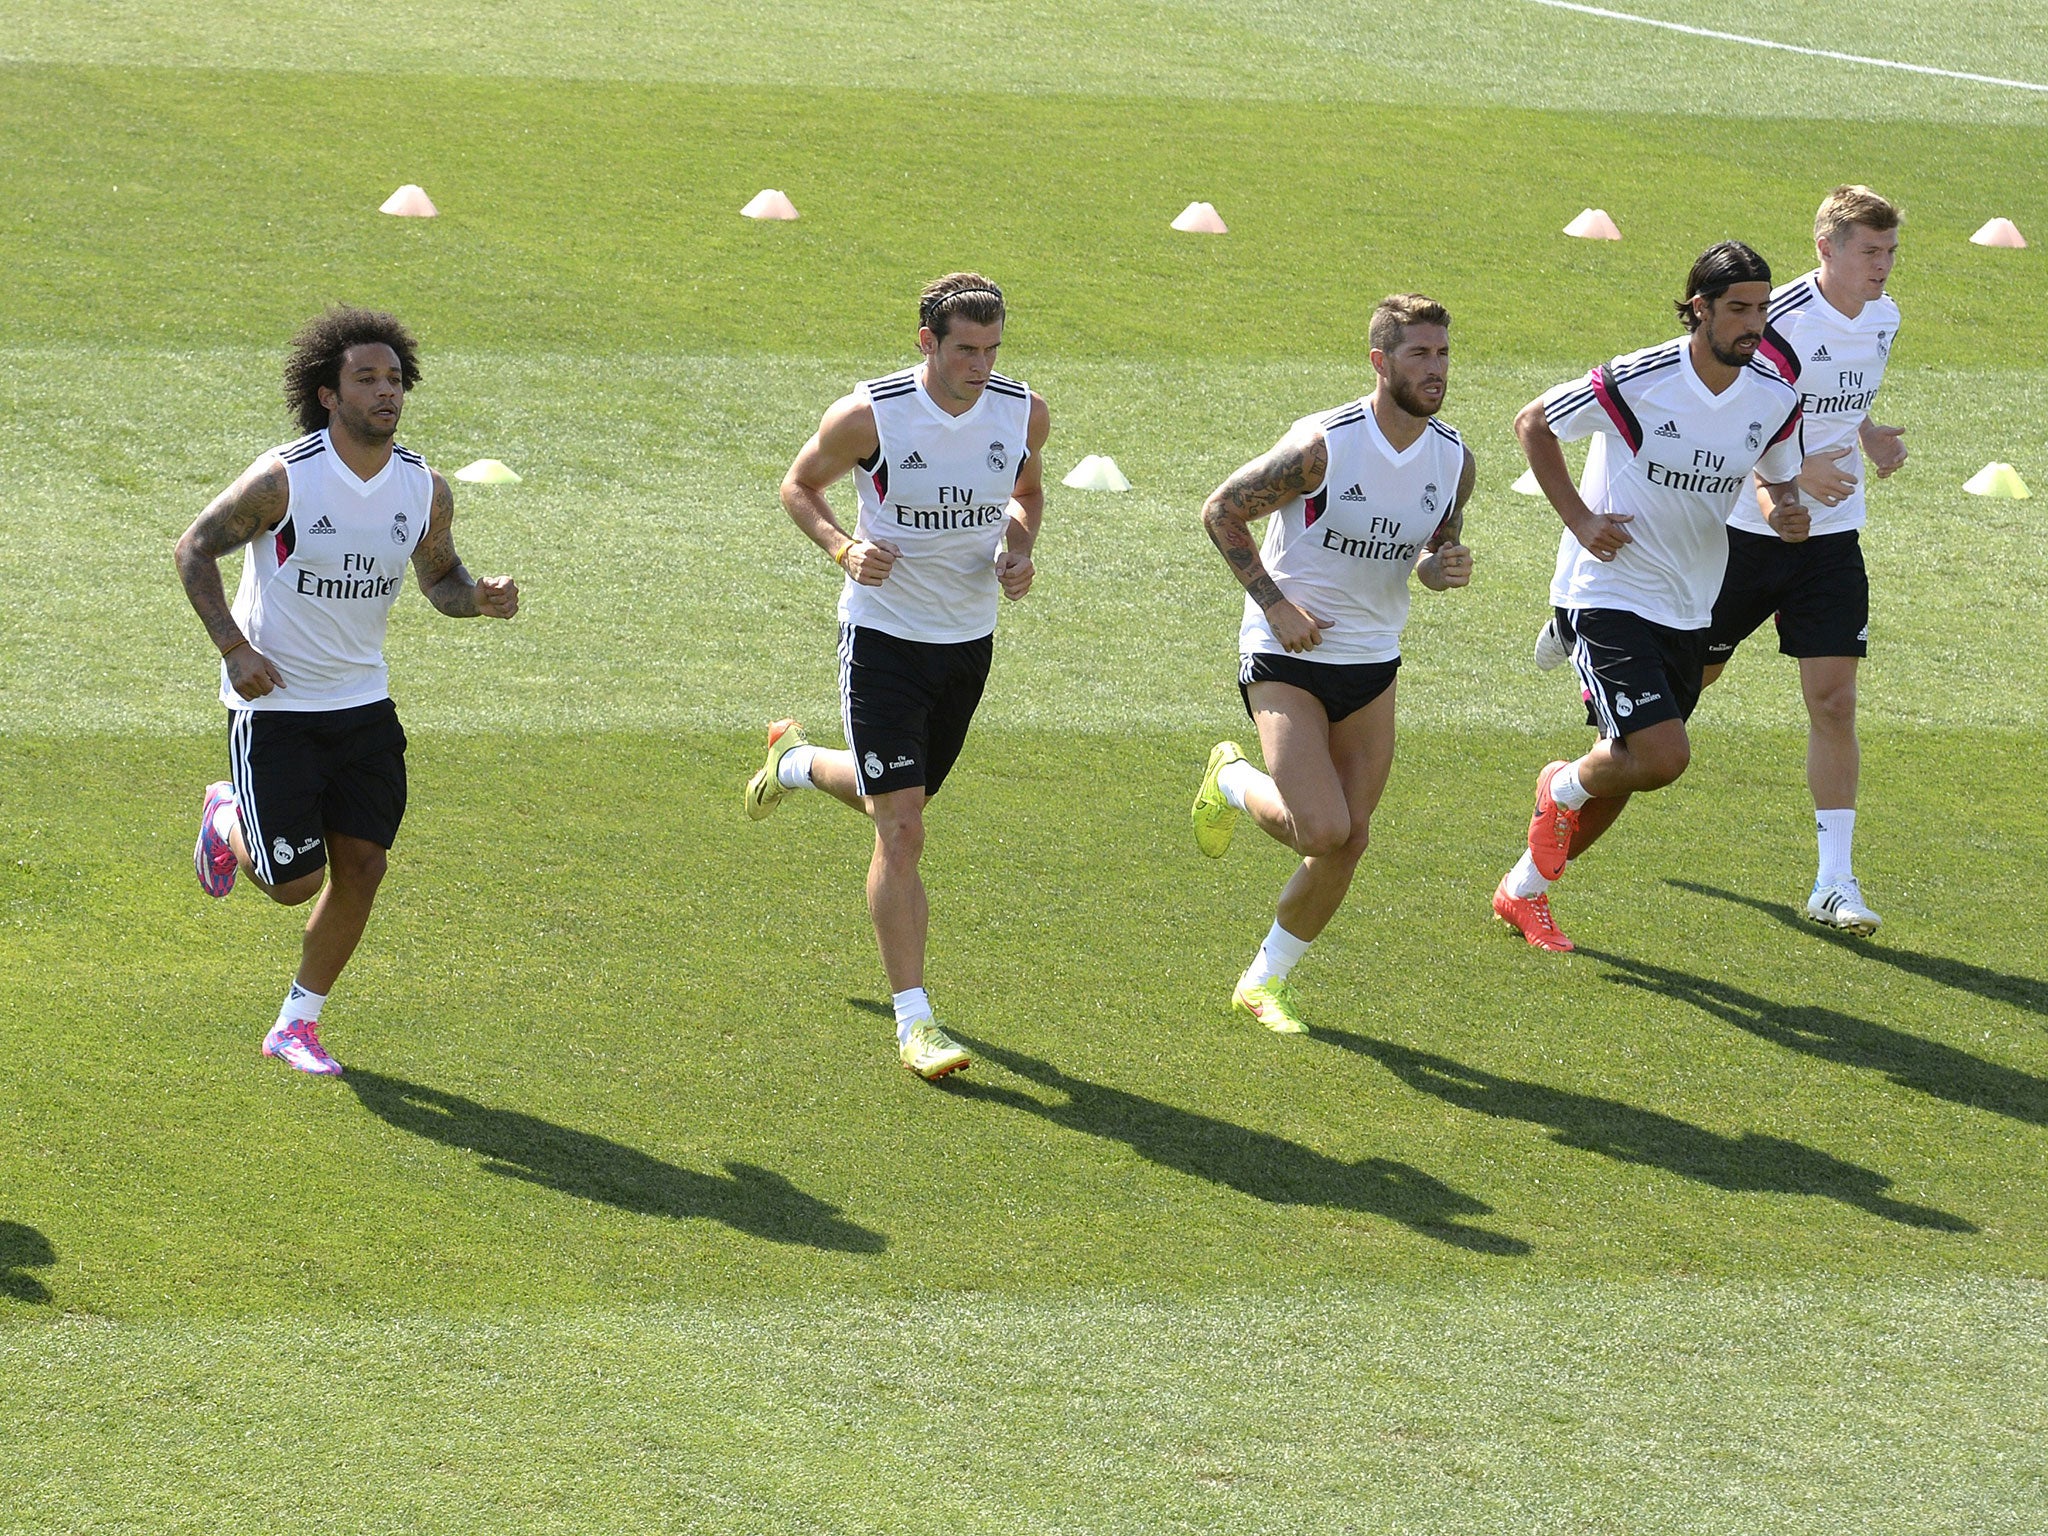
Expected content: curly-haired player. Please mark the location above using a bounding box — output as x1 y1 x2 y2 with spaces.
175 307 520 1075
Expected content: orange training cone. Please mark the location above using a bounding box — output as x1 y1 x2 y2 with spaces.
1564 208 1621 240
741 189 800 221
380 184 437 217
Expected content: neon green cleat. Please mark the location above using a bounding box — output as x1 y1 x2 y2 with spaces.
899 1019 971 1080
744 718 809 821
1232 976 1309 1035
1192 741 1246 858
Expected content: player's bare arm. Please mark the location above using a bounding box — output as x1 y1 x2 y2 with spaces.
1760 478 1810 542
176 454 292 698
996 391 1051 600
1417 445 1476 591
1515 397 1632 562
1860 417 1908 478
411 472 519 619
1203 422 1330 651
782 393 898 585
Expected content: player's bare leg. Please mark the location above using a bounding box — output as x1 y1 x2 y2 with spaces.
861 787 929 992
1800 654 1878 932
801 748 870 812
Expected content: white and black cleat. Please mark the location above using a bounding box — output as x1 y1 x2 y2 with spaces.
1533 618 1570 672
1806 878 1881 937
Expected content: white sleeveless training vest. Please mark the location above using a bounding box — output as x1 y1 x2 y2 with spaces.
221 428 432 711
1240 400 1466 664
840 365 1033 645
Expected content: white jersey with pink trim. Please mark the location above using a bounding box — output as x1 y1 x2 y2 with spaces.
1732 270 1899 538
222 429 432 712
1240 399 1466 664
1540 338 1802 631
840 364 1032 645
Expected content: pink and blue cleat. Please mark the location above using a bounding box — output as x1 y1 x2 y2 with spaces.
195 781 240 897
263 1019 343 1076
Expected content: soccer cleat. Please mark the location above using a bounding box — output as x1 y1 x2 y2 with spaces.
744 718 809 821
1493 879 1575 952
262 1019 343 1076
899 1019 971 1080
1806 878 1882 937
194 781 239 897
1526 760 1580 881
1232 976 1309 1034
1533 617 1570 672
1191 741 1246 858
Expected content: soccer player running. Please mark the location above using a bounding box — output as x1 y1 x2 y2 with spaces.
177 308 520 1074
1700 187 1906 935
1493 242 1806 952
744 273 1050 1081
1190 294 1475 1033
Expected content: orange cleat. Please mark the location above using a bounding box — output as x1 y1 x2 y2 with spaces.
1493 879 1575 952
1526 760 1580 881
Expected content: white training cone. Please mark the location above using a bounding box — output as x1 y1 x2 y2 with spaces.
1564 208 1621 240
1963 462 2030 499
1970 217 2026 249
454 459 523 485
1171 201 1228 234
741 189 800 221
380 184 438 217
1061 455 1131 492
1511 467 1543 495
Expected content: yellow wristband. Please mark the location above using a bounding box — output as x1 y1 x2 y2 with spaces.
833 542 853 569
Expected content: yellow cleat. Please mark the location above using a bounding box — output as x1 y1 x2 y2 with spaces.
1232 976 1309 1035
899 1019 971 1080
744 718 809 821
1191 741 1246 858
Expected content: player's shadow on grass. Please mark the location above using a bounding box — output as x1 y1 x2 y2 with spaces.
1581 947 2048 1127
0 1222 56 1303
944 1037 1529 1256
1671 879 2048 1019
346 1071 885 1254
1317 1031 1974 1233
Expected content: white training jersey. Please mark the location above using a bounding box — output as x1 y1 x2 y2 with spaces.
222 429 431 712
1731 270 1899 537
1541 338 1803 631
1240 400 1466 664
841 365 1033 645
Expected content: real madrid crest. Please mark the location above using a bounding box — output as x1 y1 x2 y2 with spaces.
390 511 409 546
1745 421 1762 452
987 441 1007 473
1421 482 1439 516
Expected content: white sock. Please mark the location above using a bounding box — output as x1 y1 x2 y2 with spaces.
277 981 326 1029
1816 808 1856 886
1506 850 1552 899
892 986 932 1044
1241 921 1311 989
210 796 240 843
1550 761 1592 811
1217 758 1267 813
777 745 818 791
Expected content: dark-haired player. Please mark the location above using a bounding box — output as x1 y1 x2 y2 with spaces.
1701 187 1907 936
744 273 1050 1080
176 307 519 1075
1493 242 1806 952
1189 294 1475 1034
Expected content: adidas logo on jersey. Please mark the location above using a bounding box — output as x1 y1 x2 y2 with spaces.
1653 419 1682 439
1810 344 1831 361
1338 483 1368 501
308 515 336 533
898 451 927 470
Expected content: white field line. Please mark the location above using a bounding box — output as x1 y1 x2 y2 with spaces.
1521 0 2048 93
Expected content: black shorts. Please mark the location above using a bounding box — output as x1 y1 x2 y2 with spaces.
839 623 993 797
1238 652 1400 725
1704 528 1869 663
1556 607 1703 740
228 699 408 885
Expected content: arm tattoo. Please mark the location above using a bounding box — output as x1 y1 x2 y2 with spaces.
1202 433 1325 609
412 473 480 616
175 459 288 650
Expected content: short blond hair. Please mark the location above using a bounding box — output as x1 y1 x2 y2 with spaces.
1816 185 1900 244
1369 293 1450 356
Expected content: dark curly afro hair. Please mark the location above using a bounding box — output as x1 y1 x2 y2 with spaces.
283 307 422 435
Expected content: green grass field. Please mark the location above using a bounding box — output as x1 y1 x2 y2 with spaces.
4 3 2047 1530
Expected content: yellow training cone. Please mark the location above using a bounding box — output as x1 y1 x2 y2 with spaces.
380 184 438 217
1511 468 1543 495
454 459 523 484
1963 462 2029 498
1564 208 1621 240
1969 217 2027 249
1062 454 1131 491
